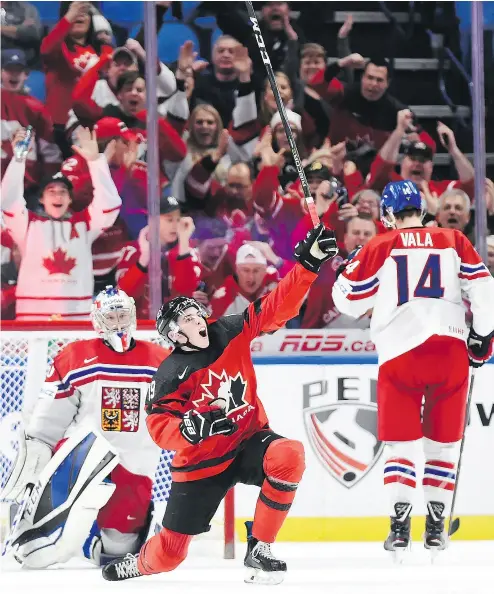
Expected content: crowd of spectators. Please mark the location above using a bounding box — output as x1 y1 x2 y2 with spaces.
1 1 493 326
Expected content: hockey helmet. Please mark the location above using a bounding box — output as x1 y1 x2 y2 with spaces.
380 180 423 227
156 296 209 348
91 286 136 352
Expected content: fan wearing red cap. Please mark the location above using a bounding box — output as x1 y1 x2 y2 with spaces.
207 243 279 319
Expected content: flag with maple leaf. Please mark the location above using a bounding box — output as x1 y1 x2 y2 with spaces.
42 248 77 275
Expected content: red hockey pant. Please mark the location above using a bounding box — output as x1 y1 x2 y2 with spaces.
377 335 469 443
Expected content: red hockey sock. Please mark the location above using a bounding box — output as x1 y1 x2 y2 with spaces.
252 439 305 543
137 528 192 575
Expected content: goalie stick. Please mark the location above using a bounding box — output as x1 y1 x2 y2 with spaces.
448 369 476 537
245 0 320 228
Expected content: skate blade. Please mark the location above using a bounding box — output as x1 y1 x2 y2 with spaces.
244 567 285 585
392 547 408 565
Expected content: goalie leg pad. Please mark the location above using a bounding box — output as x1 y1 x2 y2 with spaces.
10 428 119 568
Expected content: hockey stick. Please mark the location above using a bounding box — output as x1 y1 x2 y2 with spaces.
448 369 476 537
245 1 320 228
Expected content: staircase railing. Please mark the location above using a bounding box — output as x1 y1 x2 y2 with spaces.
426 29 472 130
379 1 472 132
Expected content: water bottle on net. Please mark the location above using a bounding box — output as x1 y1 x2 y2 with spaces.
14 126 34 162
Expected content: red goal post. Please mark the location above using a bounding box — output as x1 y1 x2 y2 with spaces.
0 321 235 558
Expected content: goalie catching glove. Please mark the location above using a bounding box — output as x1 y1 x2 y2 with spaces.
294 223 338 273
180 403 238 445
467 328 494 368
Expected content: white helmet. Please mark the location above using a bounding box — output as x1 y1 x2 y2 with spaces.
91 286 136 352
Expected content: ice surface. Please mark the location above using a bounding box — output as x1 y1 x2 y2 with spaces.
0 541 492 594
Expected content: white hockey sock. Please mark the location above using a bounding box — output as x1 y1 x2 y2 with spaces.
423 438 457 516
383 441 418 516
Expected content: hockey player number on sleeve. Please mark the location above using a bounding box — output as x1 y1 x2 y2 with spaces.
392 254 445 306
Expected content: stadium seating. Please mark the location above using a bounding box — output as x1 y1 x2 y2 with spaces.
157 24 199 64
26 70 46 103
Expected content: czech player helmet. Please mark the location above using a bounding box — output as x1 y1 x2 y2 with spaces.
156 296 210 346
91 286 136 352
380 180 422 222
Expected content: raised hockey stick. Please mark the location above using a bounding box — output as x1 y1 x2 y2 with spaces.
245 0 320 228
448 369 476 537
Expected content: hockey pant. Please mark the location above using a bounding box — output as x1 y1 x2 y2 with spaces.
137 439 305 575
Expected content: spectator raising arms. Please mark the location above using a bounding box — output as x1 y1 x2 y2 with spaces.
367 110 474 209
1 49 62 194
41 1 112 148
69 39 177 134
1 127 121 320
309 55 435 154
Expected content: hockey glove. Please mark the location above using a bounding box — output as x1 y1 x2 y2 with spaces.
294 223 338 273
336 245 363 279
180 406 238 445
467 328 494 368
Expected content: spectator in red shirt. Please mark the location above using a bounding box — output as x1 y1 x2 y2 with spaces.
367 109 474 207
100 71 187 227
116 196 200 318
69 40 177 136
208 243 279 318
41 1 112 151
1 49 62 198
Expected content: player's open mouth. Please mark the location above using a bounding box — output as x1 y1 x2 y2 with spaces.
199 328 207 338
411 169 422 176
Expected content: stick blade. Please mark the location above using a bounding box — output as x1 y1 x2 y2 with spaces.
448 517 460 537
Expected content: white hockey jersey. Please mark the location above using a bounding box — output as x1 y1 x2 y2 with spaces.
333 226 494 365
1 155 121 320
27 338 170 479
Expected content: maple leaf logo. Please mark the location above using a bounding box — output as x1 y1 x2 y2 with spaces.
42 248 76 275
196 370 247 414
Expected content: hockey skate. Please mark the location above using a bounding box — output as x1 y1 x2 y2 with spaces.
384 503 412 563
424 501 447 561
102 553 143 581
244 523 286 585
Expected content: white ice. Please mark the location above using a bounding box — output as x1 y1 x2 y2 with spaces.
1 541 492 594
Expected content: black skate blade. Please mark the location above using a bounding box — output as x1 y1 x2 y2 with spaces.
448 518 460 536
244 567 286 585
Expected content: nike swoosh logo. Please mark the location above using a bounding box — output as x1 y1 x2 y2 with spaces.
178 366 189 380
84 357 98 364
127 515 136 521
261 435 271 443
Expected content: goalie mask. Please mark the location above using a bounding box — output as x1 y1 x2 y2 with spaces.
156 296 210 350
91 286 136 352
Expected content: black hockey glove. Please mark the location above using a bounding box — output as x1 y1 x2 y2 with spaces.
336 245 363 279
179 405 238 445
467 328 494 368
294 223 338 273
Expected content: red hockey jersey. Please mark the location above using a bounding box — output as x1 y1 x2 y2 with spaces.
146 263 317 482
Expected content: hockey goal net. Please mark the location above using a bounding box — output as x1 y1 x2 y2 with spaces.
0 321 235 558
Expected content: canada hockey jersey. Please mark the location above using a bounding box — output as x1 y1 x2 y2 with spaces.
27 338 170 479
1 155 121 319
146 263 317 482
332 226 494 364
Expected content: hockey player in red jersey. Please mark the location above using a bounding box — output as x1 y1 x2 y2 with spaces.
102 223 338 584
332 180 494 556
2 286 169 568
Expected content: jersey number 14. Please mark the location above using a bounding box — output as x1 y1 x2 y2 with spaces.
392 254 445 306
